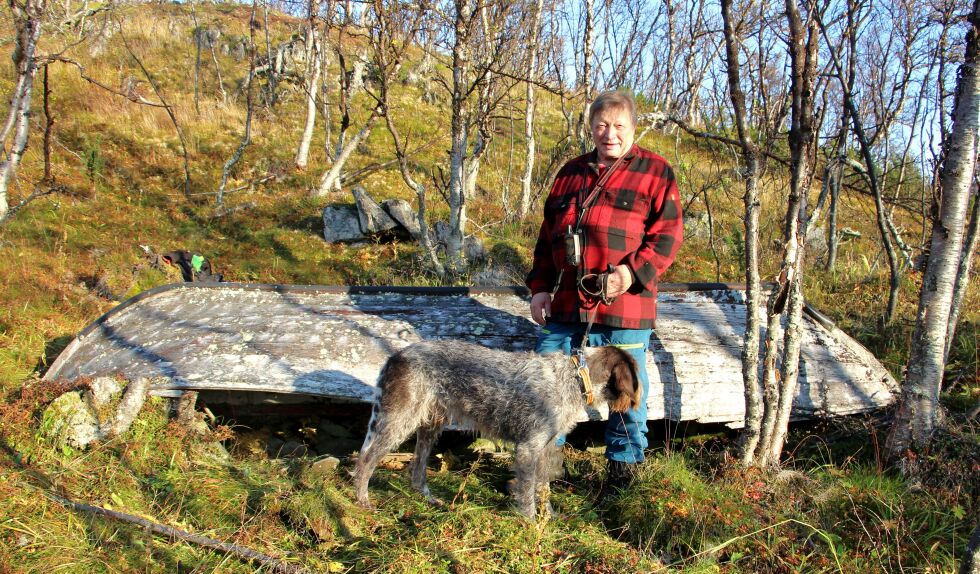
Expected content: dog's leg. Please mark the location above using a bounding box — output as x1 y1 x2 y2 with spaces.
510 441 543 520
353 408 419 509
409 422 444 506
533 443 564 518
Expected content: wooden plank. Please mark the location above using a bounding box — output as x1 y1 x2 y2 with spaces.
43 282 898 426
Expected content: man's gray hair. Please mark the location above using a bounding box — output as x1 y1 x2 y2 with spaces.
589 90 637 126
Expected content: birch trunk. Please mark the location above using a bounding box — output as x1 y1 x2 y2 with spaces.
818 12 902 323
370 0 435 272
946 184 979 362
216 0 258 205
825 159 842 270
887 0 980 456
963 520 980 574
295 3 321 169
383 111 445 277
446 0 476 272
720 0 763 466
755 0 819 467
578 0 595 152
662 0 676 114
518 0 544 220
314 113 378 196
0 0 44 218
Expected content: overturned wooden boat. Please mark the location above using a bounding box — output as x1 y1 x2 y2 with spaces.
43 282 898 427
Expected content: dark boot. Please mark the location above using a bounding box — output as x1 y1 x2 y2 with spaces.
607 459 638 489
596 460 638 504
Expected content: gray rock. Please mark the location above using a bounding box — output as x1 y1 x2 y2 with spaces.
471 266 517 287
464 235 487 263
41 377 154 450
322 205 366 243
86 377 122 411
432 220 450 246
352 186 400 236
381 198 421 238
277 440 308 458
806 224 828 256
469 437 503 453
40 392 102 450
317 419 355 440
683 211 710 240
266 437 285 457
430 220 486 264
309 456 341 478
105 377 150 438
315 436 362 457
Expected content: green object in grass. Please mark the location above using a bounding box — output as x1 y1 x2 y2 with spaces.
191 254 205 273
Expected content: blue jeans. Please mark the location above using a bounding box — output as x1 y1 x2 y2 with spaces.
536 321 651 464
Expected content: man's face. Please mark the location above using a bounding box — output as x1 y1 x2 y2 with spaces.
590 106 635 164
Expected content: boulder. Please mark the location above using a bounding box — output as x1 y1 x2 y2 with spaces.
805 224 828 256
381 198 421 238
430 220 486 264
41 391 101 450
352 186 400 236
40 376 153 450
322 205 366 243
309 456 341 478
464 235 487 263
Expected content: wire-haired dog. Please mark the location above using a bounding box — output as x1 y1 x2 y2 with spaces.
353 340 642 519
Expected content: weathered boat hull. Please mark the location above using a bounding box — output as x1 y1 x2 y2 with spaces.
43 283 898 427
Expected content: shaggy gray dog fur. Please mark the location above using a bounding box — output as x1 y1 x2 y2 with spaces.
352 340 642 519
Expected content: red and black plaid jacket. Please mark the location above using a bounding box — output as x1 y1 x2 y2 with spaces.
525 145 683 329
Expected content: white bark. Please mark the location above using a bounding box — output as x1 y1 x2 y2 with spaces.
754 0 819 468
445 0 477 272
888 0 980 455
946 183 979 361
720 0 763 467
0 0 45 218
314 112 378 196
518 0 544 220
295 5 322 169
963 520 980 574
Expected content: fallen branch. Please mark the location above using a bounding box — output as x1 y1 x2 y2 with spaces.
212 201 257 218
47 492 310 574
0 183 57 227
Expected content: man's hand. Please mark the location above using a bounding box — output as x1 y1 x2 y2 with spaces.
530 292 552 326
604 264 633 298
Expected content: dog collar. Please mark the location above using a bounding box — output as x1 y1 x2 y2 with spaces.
571 354 594 406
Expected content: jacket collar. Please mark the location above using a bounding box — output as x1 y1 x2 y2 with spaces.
585 144 638 174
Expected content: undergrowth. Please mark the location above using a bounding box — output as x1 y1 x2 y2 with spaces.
0 380 973 572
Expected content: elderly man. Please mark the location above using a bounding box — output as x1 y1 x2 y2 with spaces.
526 90 683 493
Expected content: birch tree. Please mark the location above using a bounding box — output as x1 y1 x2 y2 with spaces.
294 0 323 169
0 0 47 218
371 0 444 276
720 0 764 465
517 0 544 220
313 15 381 196
887 0 980 458
742 0 822 468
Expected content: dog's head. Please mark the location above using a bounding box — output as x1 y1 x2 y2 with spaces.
587 346 642 413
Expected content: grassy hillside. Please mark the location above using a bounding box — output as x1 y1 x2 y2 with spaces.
0 2 976 572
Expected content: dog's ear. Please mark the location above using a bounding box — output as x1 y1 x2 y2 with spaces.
599 348 642 413
607 359 641 412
